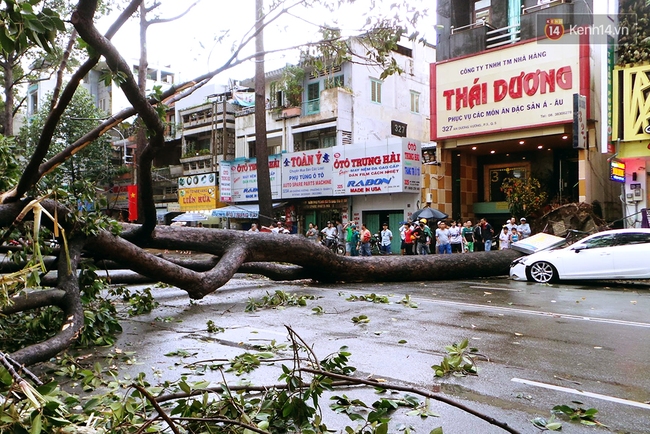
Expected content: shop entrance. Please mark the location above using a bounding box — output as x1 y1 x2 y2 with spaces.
362 210 404 254
300 198 349 236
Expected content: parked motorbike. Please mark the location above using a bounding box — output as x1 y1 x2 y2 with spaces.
370 233 381 255
321 237 346 256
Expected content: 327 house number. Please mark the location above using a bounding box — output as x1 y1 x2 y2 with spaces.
391 121 407 137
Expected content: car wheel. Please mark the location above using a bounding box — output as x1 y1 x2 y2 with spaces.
527 261 558 283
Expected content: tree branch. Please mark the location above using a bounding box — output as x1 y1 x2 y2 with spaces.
300 367 522 434
9 237 86 367
132 384 181 434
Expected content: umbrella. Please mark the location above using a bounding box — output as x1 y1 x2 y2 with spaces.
172 212 208 222
411 207 448 222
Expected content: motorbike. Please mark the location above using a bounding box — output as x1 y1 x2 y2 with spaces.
321 237 346 256
370 233 381 255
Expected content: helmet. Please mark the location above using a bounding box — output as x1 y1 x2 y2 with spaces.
419 218 427 224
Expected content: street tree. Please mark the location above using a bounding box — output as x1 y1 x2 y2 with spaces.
17 86 116 194
0 0 85 136
0 0 521 370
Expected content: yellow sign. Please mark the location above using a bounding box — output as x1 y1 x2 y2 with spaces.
178 186 218 211
614 64 650 141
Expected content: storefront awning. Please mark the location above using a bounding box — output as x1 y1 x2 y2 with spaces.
210 203 286 219
172 212 208 222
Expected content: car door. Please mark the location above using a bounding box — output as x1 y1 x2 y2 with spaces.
612 232 650 278
559 234 616 279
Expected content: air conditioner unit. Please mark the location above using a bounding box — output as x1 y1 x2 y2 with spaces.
426 193 433 203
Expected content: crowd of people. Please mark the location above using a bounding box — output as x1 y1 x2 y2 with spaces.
248 215 533 256
398 216 531 254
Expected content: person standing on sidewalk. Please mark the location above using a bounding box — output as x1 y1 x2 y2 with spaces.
379 222 393 255
462 220 474 252
517 217 531 239
413 220 428 255
480 218 494 251
359 223 372 256
449 220 463 253
436 221 452 254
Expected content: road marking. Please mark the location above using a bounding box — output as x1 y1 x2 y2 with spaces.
469 285 522 292
511 378 650 410
414 298 650 329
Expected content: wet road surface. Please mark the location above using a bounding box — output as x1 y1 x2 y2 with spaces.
99 275 650 433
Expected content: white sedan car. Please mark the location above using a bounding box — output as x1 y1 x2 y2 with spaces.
510 228 650 283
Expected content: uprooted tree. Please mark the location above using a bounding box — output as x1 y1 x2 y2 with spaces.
0 0 524 370
0 2 533 432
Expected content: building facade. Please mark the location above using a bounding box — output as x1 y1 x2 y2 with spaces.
432 0 620 224
611 0 650 228
215 37 436 247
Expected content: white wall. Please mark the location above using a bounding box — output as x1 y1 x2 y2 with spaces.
348 38 435 144
351 192 419 219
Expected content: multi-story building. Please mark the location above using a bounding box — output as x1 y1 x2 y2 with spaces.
611 0 650 228
161 84 236 225
24 59 178 221
431 0 620 224
214 37 436 250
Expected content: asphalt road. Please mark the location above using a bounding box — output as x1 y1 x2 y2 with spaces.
103 275 650 433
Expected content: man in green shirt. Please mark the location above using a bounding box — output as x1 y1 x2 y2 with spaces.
462 220 474 252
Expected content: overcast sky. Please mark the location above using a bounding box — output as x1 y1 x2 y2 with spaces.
97 0 436 84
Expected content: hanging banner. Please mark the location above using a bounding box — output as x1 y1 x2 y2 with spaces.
219 161 232 202
127 185 138 221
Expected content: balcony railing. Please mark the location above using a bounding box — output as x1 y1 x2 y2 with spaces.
486 24 521 49
522 0 568 15
450 20 494 35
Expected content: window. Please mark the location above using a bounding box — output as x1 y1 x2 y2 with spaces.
248 141 256 158
410 91 420 113
29 92 38 115
270 81 283 108
580 235 616 249
293 127 337 151
614 233 650 245
474 0 491 24
322 135 336 148
306 82 320 114
371 79 382 103
393 44 413 58
305 139 320 150
325 74 345 89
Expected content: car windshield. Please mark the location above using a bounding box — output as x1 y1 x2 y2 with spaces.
546 230 593 251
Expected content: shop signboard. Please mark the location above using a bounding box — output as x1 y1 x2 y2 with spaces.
573 93 587 149
177 172 218 211
609 159 625 183
434 37 581 140
225 155 282 202
106 185 129 209
332 138 421 196
219 138 421 201
219 161 232 202
281 148 333 198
